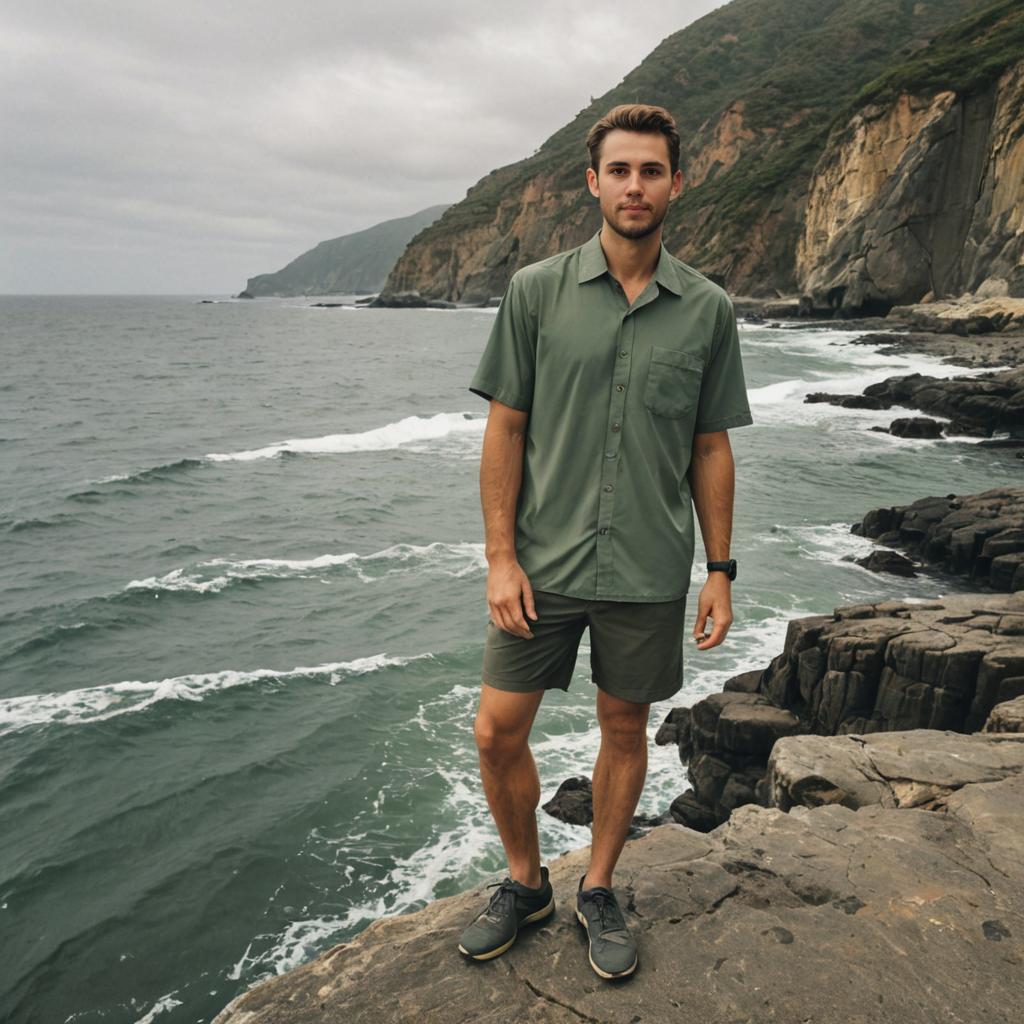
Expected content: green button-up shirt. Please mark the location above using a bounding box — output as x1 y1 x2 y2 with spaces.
469 229 754 602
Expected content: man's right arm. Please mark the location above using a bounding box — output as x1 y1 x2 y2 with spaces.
480 399 537 639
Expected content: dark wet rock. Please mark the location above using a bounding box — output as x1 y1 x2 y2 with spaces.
854 486 1024 590
889 416 944 438
851 548 919 576
540 775 592 826
370 291 429 308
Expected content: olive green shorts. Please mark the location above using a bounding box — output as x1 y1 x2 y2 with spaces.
481 589 688 705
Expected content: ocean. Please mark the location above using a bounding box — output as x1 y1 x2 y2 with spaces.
0 294 1017 1023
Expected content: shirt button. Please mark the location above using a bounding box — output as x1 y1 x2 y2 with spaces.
603 484 613 492
619 351 628 358
605 449 616 458
598 527 608 535
615 384 624 392
611 423 621 432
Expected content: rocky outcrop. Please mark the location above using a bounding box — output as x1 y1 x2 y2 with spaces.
212 728 1024 1024
767 727 1024 811
805 365 1024 437
888 296 1024 334
854 486 1024 588
798 58 1024 316
662 589 1024 831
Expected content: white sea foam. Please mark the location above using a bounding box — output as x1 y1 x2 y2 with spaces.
744 329 1001 433
0 653 434 736
205 412 484 462
132 993 183 1024
124 541 487 593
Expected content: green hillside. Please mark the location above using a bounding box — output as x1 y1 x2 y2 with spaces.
245 204 450 296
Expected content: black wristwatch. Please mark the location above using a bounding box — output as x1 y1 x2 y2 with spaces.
706 559 737 580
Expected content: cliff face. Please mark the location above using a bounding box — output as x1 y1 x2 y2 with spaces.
382 0 994 304
798 59 1024 315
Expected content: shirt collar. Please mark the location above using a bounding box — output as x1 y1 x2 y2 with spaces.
577 229 683 296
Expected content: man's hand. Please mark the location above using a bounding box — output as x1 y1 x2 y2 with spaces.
692 573 734 650
487 557 538 638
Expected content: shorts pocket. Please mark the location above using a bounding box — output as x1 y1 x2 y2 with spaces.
643 347 703 419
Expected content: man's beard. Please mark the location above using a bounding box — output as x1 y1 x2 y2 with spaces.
605 203 668 241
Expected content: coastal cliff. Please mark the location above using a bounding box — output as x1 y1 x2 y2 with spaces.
380 0 1022 309
798 53 1024 315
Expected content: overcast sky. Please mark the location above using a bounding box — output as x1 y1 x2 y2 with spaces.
1 1 725 294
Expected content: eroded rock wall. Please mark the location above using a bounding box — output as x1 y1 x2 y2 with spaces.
798 60 1024 315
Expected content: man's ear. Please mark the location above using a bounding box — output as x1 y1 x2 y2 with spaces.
669 168 683 200
586 167 599 198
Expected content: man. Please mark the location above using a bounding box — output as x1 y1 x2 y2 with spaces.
458 103 754 979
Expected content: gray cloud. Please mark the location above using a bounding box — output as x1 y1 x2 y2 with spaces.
1 1 723 293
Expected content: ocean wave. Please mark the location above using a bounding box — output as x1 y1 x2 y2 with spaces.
0 652 434 736
7 513 81 533
124 541 486 594
205 412 483 462
69 458 205 499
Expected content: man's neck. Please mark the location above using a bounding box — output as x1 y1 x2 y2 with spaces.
598 226 662 288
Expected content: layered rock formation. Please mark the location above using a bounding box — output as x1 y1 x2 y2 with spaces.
663 590 1024 830
212 725 1024 1024
798 55 1024 316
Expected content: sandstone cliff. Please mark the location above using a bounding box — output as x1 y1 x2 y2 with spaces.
798 57 1024 315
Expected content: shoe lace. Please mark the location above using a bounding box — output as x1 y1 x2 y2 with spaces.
586 888 626 935
480 878 517 924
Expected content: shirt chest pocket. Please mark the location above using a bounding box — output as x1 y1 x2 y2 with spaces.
643 347 704 418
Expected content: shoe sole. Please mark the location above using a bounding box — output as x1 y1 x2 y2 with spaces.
574 908 638 979
457 896 555 960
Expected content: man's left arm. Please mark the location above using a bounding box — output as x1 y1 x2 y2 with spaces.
687 430 736 650
686 294 754 650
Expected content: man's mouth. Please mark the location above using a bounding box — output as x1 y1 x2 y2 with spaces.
621 205 650 212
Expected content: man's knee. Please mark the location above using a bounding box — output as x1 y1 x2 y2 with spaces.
596 691 650 751
474 685 543 759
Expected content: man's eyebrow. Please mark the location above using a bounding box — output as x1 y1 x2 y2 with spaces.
605 160 667 168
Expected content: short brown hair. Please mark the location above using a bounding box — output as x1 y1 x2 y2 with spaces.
586 104 680 176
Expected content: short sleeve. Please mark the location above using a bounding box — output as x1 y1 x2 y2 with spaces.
468 272 536 412
694 296 754 434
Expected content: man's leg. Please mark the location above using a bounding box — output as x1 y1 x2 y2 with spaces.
474 682 547 889
581 687 650 890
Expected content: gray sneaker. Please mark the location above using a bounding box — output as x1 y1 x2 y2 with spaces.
457 865 555 961
574 874 638 979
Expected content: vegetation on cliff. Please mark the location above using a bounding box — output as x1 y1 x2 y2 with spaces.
244 204 449 297
384 0 1010 302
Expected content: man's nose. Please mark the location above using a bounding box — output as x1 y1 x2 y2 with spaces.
625 173 644 194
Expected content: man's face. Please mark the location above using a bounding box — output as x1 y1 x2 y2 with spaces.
586 129 683 241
